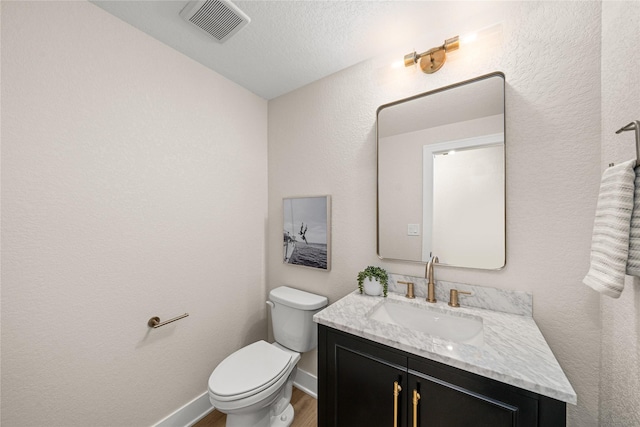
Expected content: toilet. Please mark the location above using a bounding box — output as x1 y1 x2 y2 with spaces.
208 286 328 427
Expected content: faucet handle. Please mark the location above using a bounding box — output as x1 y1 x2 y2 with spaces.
398 281 415 299
448 289 472 308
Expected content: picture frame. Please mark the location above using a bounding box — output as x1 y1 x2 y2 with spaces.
283 195 331 271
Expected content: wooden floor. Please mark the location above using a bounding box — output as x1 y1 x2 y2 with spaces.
194 387 317 427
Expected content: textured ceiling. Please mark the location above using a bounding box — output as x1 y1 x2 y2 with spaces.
91 1 503 99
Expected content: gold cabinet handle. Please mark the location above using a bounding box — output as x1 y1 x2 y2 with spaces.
412 389 421 427
393 381 402 427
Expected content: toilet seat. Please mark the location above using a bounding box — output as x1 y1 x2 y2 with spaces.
209 340 293 402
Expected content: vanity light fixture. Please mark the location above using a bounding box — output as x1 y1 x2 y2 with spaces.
404 36 460 74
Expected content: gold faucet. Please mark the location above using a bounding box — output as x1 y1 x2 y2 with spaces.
398 281 415 299
448 289 472 307
425 256 439 303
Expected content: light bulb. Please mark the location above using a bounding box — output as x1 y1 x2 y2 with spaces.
460 32 478 46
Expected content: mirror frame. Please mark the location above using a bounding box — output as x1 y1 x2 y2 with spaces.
376 71 506 268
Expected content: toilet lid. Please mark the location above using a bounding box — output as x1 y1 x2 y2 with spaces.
209 340 293 398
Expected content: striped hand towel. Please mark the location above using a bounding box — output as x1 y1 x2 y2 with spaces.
626 167 640 276
583 159 636 298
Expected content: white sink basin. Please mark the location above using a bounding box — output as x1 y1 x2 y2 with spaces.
368 300 484 346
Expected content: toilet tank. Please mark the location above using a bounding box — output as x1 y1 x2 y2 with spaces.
268 286 328 352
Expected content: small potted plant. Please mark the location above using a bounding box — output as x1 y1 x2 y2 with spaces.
357 266 389 297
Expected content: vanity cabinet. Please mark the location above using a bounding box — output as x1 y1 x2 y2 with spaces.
317 325 566 427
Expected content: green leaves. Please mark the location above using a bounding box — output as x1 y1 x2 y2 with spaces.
357 266 389 297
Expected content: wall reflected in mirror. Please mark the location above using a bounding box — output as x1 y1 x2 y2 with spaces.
377 72 505 269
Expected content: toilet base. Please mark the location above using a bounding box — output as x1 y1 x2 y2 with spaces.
224 402 294 427
270 403 294 427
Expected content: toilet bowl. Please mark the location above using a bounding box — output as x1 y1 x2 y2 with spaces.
209 341 301 426
208 286 327 427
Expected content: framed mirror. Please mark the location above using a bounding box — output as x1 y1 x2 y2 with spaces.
377 72 505 269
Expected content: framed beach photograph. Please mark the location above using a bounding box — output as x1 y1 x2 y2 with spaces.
283 195 331 271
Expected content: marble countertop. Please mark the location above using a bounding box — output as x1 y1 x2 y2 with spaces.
313 290 577 404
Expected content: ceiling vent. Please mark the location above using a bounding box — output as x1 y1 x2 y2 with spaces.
179 0 250 43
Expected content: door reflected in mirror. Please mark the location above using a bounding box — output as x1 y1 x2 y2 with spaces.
377 72 505 269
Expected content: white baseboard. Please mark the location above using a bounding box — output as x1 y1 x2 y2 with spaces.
293 368 318 398
153 369 317 427
153 391 213 427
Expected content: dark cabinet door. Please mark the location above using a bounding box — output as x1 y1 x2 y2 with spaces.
409 372 518 427
324 328 408 427
409 358 541 427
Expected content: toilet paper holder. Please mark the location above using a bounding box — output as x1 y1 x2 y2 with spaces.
147 313 189 328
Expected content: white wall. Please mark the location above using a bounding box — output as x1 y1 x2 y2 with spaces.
1 2 268 426
268 2 602 425
600 2 640 425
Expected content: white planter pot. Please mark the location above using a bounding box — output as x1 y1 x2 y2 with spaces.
363 277 383 296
